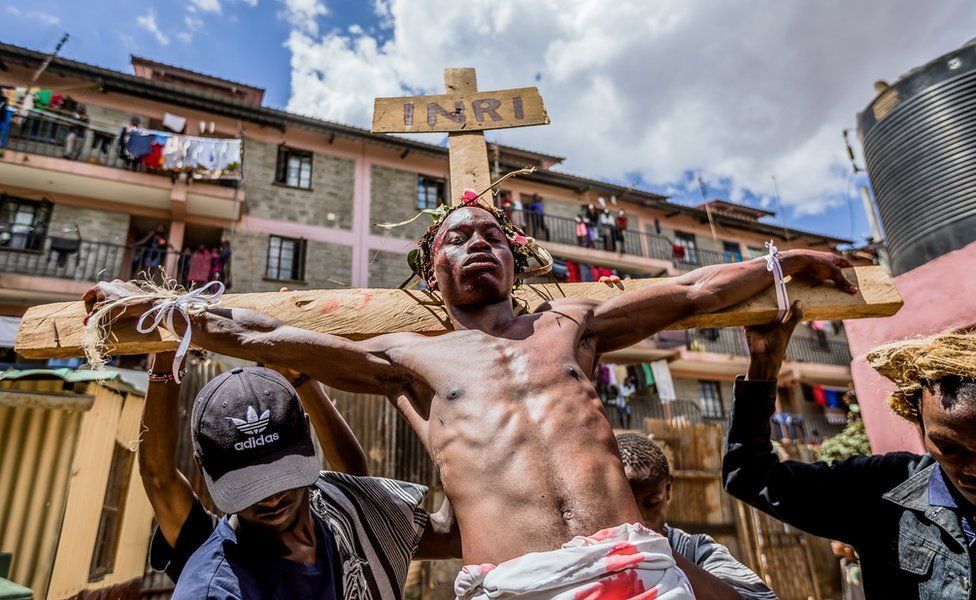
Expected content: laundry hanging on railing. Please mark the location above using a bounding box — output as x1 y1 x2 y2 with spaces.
119 125 242 179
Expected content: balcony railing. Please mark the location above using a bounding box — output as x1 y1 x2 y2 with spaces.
787 335 852 366
603 393 727 429
506 209 753 272
0 231 185 284
1 108 241 185
655 327 748 356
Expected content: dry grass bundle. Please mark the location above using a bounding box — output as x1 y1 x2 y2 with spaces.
82 275 189 370
867 332 976 422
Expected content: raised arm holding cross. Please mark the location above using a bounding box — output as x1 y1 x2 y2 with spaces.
73 66 879 600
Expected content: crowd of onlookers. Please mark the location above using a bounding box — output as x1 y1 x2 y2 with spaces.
498 193 632 253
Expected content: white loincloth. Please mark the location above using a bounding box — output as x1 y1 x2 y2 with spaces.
454 522 695 599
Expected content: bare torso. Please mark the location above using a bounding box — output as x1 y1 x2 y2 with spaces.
387 301 641 565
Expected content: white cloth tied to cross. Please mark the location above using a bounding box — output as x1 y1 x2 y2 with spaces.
136 281 225 383
762 240 790 322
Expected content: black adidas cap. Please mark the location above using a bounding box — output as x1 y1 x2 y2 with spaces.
191 366 319 514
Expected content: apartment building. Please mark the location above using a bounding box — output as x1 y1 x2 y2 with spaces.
0 41 861 434
0 42 861 595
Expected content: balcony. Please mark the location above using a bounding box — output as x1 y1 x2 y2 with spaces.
656 328 748 356
0 108 244 221
508 209 749 274
787 335 852 366
603 393 727 429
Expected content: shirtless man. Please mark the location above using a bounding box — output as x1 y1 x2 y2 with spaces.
85 202 856 598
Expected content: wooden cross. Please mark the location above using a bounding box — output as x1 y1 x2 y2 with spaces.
371 67 549 202
14 67 902 359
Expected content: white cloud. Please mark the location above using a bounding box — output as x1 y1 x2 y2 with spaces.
279 0 328 36
185 14 204 31
177 32 194 44
137 8 170 46
282 0 974 217
189 0 222 13
26 10 60 25
5 6 20 15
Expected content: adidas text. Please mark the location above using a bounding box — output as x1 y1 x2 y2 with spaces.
234 432 280 451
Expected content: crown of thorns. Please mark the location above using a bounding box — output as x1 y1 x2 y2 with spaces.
410 189 548 288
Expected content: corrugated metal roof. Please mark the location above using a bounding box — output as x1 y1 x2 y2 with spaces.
0 368 146 396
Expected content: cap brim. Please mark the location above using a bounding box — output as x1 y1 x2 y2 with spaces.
203 449 320 514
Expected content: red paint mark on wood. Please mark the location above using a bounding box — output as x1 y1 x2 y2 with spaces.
361 292 375 308
320 299 342 314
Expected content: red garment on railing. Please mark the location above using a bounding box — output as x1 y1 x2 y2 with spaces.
188 249 214 284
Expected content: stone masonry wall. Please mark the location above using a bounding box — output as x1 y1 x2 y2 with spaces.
49 203 130 243
224 230 351 293
243 138 355 230
370 165 425 241
367 250 412 289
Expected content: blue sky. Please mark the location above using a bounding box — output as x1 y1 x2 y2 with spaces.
3 1 970 244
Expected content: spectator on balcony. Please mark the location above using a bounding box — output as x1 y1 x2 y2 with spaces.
133 224 173 275
64 103 89 161
599 208 616 251
584 204 599 248
575 215 588 247
615 209 629 254
724 306 976 600
616 376 636 429
0 86 11 150
617 433 776 600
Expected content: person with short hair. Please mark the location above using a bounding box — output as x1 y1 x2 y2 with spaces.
724 301 976 599
149 363 458 599
617 432 777 600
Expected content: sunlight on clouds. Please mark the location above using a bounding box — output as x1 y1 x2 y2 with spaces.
281 0 973 216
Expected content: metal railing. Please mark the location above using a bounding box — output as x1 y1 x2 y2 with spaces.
1 109 241 186
787 335 852 366
0 232 185 283
2 108 130 169
603 393 727 429
655 327 748 356
672 246 741 270
771 412 847 444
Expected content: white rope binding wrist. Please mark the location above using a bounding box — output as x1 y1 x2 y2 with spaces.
762 240 790 322
136 280 225 384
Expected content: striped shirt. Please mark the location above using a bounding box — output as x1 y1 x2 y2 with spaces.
151 471 428 600
666 525 778 600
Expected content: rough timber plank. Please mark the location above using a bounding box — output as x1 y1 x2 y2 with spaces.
372 87 548 133
444 68 492 203
14 266 902 359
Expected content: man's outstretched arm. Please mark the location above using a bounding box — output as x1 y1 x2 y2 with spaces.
83 281 414 397
586 250 857 353
139 352 195 547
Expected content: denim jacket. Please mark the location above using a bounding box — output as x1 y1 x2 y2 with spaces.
723 377 973 599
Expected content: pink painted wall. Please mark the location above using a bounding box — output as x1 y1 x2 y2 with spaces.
844 240 976 454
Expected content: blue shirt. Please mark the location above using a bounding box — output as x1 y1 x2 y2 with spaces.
928 464 976 546
172 511 342 600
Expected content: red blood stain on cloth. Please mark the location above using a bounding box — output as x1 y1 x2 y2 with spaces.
572 569 658 600
605 543 644 572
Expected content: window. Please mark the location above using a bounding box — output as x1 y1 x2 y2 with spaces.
722 241 743 263
0 195 51 251
266 235 307 281
674 231 698 263
698 380 724 419
89 442 135 581
747 245 765 259
275 146 313 189
417 175 446 210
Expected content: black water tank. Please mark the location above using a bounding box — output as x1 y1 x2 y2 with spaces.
857 39 976 275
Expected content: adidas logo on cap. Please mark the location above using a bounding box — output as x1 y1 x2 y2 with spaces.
228 405 279 451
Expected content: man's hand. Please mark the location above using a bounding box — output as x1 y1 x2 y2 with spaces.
745 300 804 380
780 250 858 295
82 280 153 325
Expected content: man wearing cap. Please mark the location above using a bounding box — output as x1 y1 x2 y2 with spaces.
171 365 459 600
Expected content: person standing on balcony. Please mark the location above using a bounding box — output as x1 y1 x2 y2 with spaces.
724 304 976 599
615 209 629 254
132 223 173 275
575 215 588 247
64 103 89 160
584 203 599 248
618 432 777 600
600 208 616 251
